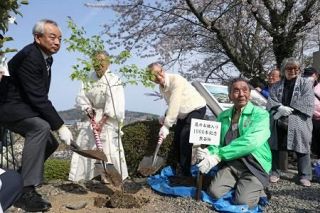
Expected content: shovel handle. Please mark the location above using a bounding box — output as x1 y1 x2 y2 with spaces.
157 136 164 145
85 109 103 151
195 171 203 201
91 122 103 150
195 144 207 201
152 137 163 166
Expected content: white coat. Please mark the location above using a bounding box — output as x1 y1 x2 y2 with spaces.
68 70 128 181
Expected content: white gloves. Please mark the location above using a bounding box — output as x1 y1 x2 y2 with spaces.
198 154 221 174
58 125 73 145
159 125 169 139
277 105 293 116
195 147 210 161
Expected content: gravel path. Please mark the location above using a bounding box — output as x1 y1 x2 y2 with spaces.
6 169 320 213
264 169 320 213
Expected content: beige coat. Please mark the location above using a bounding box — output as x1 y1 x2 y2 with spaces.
160 73 206 127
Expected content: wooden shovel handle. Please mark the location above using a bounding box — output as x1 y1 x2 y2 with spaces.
195 171 203 201
85 108 103 151
195 144 207 201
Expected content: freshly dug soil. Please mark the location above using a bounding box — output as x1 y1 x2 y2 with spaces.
138 167 158 177
108 190 149 208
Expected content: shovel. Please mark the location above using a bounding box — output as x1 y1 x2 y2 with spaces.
137 136 166 176
195 144 207 201
70 111 122 187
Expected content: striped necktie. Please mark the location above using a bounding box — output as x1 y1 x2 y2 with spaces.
46 56 53 71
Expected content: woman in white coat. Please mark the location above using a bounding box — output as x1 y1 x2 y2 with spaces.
69 51 128 182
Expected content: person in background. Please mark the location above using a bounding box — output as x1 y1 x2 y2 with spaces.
0 55 9 82
0 19 73 212
256 68 281 98
196 77 271 208
147 62 206 176
267 58 314 187
69 51 128 182
0 168 23 212
0 35 22 213
0 34 9 82
303 67 320 164
0 52 9 102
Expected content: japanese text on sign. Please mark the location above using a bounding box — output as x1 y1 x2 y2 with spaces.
189 118 221 145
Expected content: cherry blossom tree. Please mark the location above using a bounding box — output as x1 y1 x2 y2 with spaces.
0 0 28 54
85 0 320 82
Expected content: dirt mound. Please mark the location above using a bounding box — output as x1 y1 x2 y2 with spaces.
94 190 149 208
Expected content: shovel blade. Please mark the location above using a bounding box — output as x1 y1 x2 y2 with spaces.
71 148 109 162
70 144 122 187
137 155 165 177
104 164 122 187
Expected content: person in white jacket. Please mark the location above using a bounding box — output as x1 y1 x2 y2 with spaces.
147 62 207 176
0 54 9 81
69 51 128 182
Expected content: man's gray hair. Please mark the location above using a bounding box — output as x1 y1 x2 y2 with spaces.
227 77 251 94
280 57 301 75
147 62 163 70
91 50 109 58
32 19 60 36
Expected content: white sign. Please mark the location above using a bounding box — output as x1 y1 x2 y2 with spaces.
189 118 221 145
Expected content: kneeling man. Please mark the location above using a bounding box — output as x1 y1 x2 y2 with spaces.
196 77 271 208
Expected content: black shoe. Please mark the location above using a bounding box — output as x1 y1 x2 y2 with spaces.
15 190 51 212
33 190 52 207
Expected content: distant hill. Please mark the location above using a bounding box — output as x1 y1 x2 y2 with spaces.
58 108 159 125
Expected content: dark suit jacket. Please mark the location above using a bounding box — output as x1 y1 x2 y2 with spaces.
0 43 64 130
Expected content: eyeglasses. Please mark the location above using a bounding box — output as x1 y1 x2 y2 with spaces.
285 67 299 71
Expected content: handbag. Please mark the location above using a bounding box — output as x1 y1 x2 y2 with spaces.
277 116 288 130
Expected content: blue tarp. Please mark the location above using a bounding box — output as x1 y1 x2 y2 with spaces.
314 164 320 178
147 166 268 213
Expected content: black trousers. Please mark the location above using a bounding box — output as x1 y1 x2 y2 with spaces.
311 119 320 157
2 117 59 187
0 170 23 210
173 107 206 176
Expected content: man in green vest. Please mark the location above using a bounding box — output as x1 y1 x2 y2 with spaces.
196 77 272 208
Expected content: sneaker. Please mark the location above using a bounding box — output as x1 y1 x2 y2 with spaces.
269 175 280 183
299 179 311 187
15 189 51 212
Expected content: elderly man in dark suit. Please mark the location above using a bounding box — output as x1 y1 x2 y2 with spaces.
0 19 73 212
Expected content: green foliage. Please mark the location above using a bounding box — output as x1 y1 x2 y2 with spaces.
64 17 154 88
44 159 70 181
0 0 28 54
122 119 177 177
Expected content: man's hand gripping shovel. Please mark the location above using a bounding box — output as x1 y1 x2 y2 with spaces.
70 109 122 187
